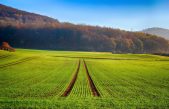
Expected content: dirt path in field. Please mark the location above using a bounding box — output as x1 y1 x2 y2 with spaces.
83 60 100 97
0 56 38 68
61 60 81 97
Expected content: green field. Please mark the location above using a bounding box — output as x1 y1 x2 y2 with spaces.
0 49 169 109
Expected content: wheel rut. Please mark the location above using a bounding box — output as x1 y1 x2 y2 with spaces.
83 60 100 97
61 59 100 97
61 60 81 97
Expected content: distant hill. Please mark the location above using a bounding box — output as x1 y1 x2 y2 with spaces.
0 4 169 53
142 27 169 40
0 4 60 28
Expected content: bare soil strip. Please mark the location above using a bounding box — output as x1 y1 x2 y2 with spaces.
83 60 100 97
52 55 139 60
61 60 80 97
0 57 38 68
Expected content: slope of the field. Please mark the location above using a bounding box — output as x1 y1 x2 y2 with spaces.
0 49 169 108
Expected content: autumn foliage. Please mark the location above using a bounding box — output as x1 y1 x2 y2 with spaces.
0 4 169 53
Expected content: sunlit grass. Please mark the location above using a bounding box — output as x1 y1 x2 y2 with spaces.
0 49 169 108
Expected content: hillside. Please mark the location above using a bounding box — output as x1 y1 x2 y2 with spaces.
142 27 169 40
0 4 169 53
0 4 60 28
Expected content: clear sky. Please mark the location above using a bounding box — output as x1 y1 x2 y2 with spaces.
0 0 169 31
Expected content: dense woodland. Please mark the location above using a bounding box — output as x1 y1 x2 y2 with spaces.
0 4 169 53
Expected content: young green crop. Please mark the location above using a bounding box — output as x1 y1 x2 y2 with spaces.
86 59 169 107
0 52 77 99
68 61 92 98
0 49 169 108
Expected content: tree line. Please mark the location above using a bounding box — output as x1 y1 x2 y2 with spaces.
0 25 168 53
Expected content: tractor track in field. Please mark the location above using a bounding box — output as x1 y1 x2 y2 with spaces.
0 54 11 59
0 56 38 68
61 60 81 97
83 60 100 97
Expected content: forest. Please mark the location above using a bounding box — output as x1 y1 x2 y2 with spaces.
0 4 169 53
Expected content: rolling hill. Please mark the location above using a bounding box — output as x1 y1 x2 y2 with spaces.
0 4 169 53
142 27 169 40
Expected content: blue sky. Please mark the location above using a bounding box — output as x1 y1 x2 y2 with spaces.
0 0 169 31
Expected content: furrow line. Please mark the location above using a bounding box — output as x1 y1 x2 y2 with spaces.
0 54 11 59
0 57 38 68
61 60 80 97
83 60 100 97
